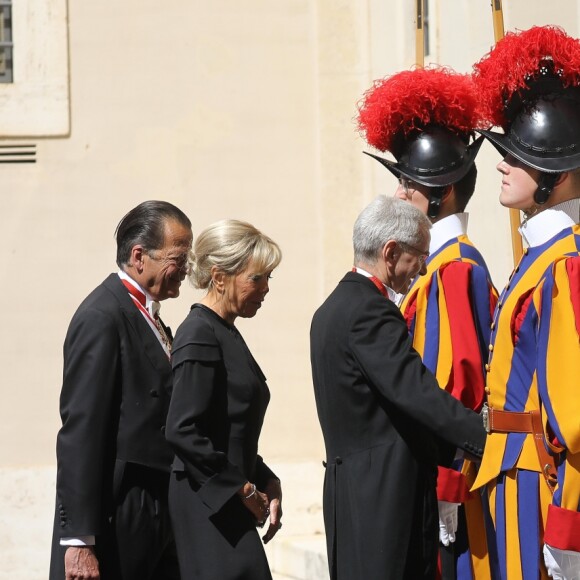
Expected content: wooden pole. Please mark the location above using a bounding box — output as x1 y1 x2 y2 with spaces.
491 0 523 265
491 0 505 42
415 0 425 68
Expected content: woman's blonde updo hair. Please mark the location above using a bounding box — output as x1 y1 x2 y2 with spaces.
190 219 282 290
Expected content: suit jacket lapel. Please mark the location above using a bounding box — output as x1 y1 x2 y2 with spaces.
103 274 171 373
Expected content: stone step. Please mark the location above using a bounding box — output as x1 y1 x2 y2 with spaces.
259 461 329 579
266 534 329 580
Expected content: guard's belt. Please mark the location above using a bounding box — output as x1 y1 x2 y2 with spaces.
482 404 557 492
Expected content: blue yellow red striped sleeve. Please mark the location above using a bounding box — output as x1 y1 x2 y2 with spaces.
439 261 495 411
438 261 496 501
537 256 580 550
404 258 496 501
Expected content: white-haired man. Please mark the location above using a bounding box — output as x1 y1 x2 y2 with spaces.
310 196 487 579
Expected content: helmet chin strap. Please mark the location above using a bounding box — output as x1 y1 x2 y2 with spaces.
534 172 559 205
427 187 446 219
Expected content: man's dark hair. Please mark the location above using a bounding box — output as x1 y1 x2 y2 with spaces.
115 200 191 268
451 163 478 212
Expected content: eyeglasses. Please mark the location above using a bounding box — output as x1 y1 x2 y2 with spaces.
399 178 420 200
398 241 430 265
147 250 192 272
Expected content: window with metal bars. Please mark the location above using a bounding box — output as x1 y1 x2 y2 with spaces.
0 0 12 83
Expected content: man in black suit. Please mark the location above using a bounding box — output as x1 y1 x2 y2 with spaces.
310 195 486 580
49 200 193 580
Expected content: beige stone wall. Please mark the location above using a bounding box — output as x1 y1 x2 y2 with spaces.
1 1 578 473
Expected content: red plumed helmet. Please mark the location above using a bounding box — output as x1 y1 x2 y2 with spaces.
357 66 482 154
474 25 580 173
356 66 484 188
474 25 580 128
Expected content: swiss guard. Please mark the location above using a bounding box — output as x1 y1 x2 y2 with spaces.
471 25 580 580
357 67 498 579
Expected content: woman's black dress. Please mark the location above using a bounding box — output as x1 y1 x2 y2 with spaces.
166 304 277 580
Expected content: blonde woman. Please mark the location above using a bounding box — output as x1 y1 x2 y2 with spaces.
166 219 283 579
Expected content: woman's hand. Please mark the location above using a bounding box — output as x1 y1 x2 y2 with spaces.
238 482 269 525
262 478 283 544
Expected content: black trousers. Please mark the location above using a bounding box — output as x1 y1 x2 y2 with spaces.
50 463 180 580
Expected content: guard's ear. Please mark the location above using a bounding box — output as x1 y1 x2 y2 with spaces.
554 172 568 187
441 185 453 203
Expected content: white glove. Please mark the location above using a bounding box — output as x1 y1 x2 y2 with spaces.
438 501 460 546
544 543 580 579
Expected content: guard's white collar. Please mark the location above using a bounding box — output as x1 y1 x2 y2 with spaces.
429 213 469 253
519 199 580 248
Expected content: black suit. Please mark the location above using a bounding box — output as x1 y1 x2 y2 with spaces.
49 274 179 580
310 272 486 580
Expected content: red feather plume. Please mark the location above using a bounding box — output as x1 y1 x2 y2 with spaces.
473 26 580 128
356 66 481 153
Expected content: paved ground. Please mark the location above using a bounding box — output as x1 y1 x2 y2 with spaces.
0 462 328 580
0 467 55 580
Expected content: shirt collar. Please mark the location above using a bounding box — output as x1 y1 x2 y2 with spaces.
429 213 469 253
117 270 159 317
519 199 580 247
354 267 399 303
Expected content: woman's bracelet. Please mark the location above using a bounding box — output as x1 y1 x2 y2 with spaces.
244 483 257 500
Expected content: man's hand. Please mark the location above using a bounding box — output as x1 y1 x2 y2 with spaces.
262 478 283 544
438 501 460 546
64 546 100 580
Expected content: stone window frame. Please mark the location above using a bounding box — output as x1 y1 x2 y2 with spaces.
0 0 13 84
0 0 69 137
